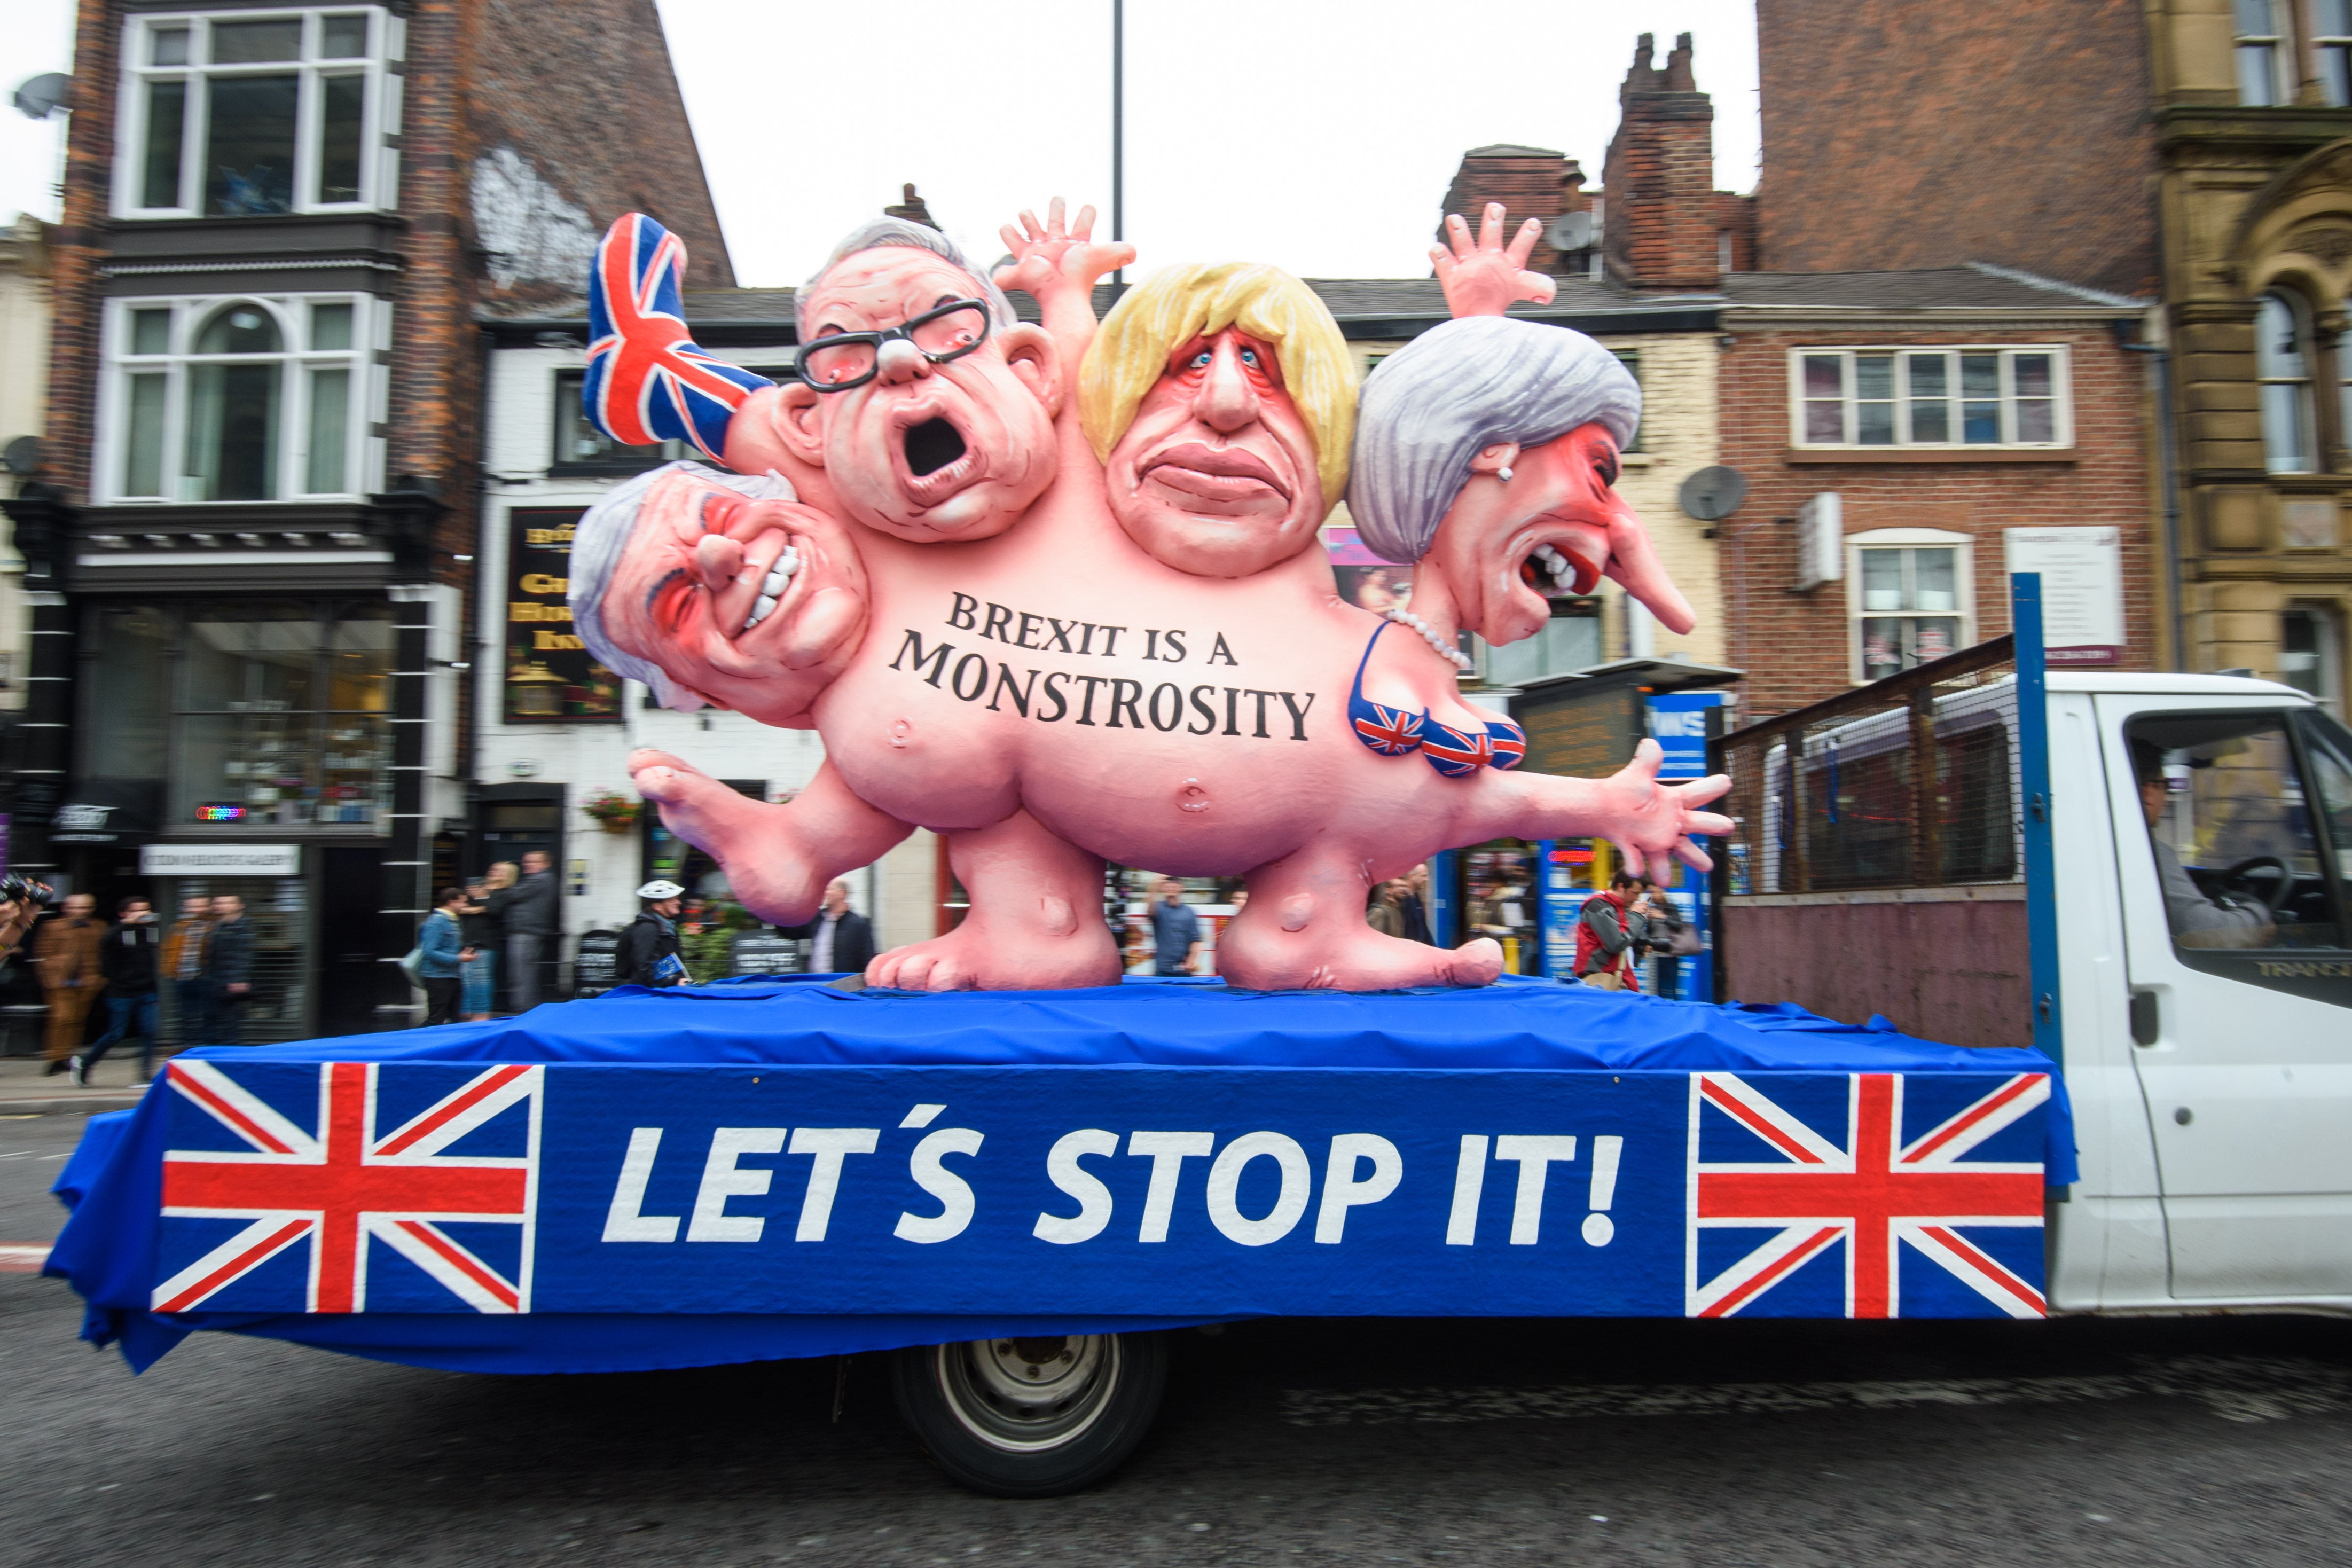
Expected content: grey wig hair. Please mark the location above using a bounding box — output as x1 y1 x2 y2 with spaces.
795 218 1018 339
1347 316 1641 565
569 460 798 712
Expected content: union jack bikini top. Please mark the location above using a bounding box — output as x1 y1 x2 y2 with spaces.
1346 621 1526 777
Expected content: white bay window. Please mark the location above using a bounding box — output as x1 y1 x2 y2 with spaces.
1792 347 2069 450
116 7 402 218
104 294 382 504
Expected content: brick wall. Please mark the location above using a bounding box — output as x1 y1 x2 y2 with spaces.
42 0 119 499
1715 323 2158 720
1603 33 1722 292
1753 0 2159 297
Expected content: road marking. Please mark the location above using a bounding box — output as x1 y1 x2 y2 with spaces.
1281 1356 2352 1428
0 1243 52 1274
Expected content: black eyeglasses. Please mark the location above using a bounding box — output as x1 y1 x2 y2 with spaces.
798 299 992 392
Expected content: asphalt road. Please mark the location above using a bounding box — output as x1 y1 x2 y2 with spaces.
6 1108 2352 1567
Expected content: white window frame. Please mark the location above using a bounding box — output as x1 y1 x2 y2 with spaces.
1845 527 1977 684
1789 346 2073 451
2317 0 2352 104
113 6 404 220
95 292 385 505
2235 0 2294 105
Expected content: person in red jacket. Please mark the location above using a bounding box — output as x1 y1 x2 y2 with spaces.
1573 872 1647 992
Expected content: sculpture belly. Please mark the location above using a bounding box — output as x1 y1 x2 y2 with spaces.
820 567 1387 868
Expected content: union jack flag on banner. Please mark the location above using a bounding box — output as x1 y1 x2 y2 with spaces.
155 1060 542 1316
583 213 771 461
1687 1070 2047 1319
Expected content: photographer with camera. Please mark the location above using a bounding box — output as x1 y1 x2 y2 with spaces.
0 874 53 964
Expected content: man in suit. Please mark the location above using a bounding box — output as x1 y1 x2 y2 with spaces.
783 879 875 976
490 850 560 1010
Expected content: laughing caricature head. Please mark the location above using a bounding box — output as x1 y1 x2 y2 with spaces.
572 463 868 723
1349 315 1694 642
1081 263 1355 579
772 220 1062 544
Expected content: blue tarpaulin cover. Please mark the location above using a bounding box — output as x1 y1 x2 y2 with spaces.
48 976 2075 1374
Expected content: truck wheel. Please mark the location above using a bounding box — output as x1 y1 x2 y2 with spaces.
889 1331 1167 1497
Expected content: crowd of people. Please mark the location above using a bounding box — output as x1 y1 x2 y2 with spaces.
18 890 257 1086
414 851 562 1026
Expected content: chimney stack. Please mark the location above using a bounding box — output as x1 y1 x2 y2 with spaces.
1602 31 1720 291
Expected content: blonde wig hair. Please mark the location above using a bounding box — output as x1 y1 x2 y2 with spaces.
1079 262 1357 507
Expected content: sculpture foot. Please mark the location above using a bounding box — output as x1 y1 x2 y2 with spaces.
866 906 1122 993
627 754 909 926
1218 927 1506 992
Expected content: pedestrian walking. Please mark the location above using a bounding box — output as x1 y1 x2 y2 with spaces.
491 851 558 1010
614 880 688 988
1573 871 1647 992
1398 863 1434 944
781 879 876 976
161 895 214 1049
76 896 162 1085
33 893 107 1077
459 876 501 1020
206 894 257 1045
418 887 469 1026
1639 878 1688 1000
1150 879 1202 977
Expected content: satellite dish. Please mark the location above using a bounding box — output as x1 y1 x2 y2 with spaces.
1 437 41 477
1546 211 1595 253
12 73 69 121
1677 464 1748 523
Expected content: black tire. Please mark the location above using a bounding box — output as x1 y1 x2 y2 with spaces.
888 1331 1168 1497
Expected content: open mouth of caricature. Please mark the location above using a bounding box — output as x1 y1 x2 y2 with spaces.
888 402 986 508
1510 521 1608 611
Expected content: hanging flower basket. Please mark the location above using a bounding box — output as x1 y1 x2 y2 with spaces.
582 791 642 834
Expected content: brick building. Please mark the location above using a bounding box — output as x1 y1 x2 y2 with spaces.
0 0 732 1038
1751 0 2159 299
1714 271 2154 718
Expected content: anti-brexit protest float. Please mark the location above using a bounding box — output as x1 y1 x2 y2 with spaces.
47 200 2073 1496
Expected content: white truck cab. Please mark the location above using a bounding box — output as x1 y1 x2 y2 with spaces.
2049 673 2352 1313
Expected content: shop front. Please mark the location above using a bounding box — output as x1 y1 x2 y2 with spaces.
60 595 425 1041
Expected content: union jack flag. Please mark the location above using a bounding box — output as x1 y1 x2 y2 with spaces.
1484 718 1526 771
583 213 771 461
155 1060 542 1316
1687 1071 2047 1319
1421 718 1494 778
1351 699 1425 757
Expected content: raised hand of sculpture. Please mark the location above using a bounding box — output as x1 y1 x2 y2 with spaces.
1429 201 1558 317
569 205 1729 992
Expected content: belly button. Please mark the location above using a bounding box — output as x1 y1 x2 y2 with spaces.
889 718 913 749
1175 779 1211 814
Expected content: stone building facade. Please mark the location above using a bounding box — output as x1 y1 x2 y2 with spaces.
2 0 732 1037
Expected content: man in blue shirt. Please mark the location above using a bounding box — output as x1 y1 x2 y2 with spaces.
1149 879 1202 977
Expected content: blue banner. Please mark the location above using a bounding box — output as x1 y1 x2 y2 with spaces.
50 979 2075 1373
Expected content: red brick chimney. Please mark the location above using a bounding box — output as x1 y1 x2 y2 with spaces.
1602 32 1721 291
1434 145 1590 277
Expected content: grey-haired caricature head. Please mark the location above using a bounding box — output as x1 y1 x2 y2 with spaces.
764 218 1063 544
1349 316 1691 644
571 462 867 723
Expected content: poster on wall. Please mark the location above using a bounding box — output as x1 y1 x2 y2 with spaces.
507 508 623 723
1323 524 1418 615
2003 527 2123 666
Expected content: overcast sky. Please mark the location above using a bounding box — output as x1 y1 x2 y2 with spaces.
0 0 1760 286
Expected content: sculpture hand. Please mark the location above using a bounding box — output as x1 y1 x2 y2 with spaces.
1430 202 1557 318
994 197 1135 308
1594 740 1735 879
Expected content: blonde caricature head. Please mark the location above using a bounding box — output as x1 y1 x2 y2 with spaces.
1080 262 1357 507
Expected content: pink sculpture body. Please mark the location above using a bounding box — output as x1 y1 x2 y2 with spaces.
571 202 1729 991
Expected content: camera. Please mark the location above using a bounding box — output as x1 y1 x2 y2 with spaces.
0 875 57 908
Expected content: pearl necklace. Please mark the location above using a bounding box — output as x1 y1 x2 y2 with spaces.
1384 606 1475 672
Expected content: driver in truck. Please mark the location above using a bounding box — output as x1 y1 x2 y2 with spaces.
2133 741 2274 948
